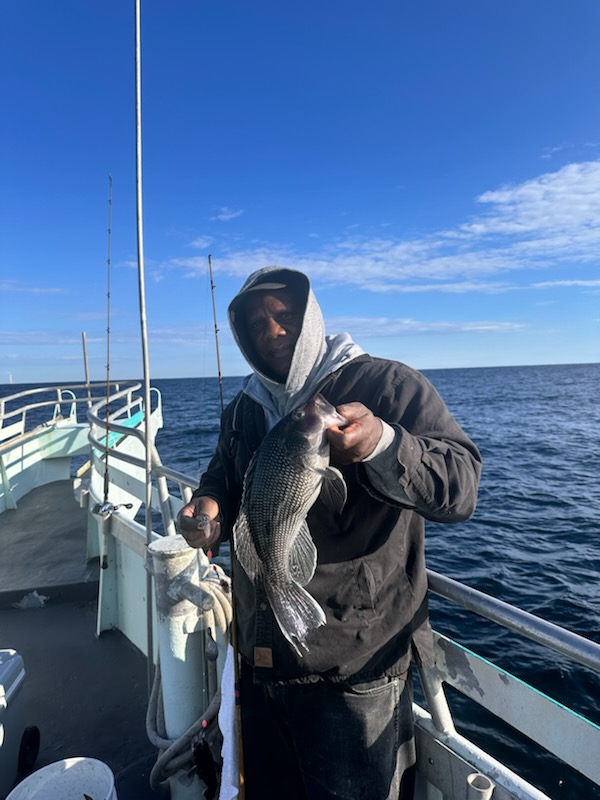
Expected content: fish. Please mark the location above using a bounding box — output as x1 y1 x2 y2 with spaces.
233 394 348 655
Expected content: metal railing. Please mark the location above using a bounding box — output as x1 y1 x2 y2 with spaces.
427 569 600 674
0 382 136 447
86 384 179 538
418 569 600 798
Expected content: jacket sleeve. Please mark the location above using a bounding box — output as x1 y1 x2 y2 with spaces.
192 395 242 539
359 368 482 523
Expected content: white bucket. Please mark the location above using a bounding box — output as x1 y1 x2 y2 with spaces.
6 757 117 800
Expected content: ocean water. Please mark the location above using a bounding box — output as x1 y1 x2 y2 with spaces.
149 363 600 799
3 363 599 797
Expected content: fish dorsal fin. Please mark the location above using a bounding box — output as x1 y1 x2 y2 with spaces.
319 466 347 514
289 520 318 587
233 507 262 581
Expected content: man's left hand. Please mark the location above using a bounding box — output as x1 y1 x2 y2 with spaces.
326 402 383 465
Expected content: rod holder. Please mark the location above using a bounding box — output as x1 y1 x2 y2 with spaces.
148 535 209 799
466 772 495 799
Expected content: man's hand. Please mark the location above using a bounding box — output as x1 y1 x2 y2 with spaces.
177 495 221 550
326 402 383 465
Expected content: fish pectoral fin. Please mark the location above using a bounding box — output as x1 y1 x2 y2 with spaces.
233 509 262 581
289 520 318 586
319 466 347 514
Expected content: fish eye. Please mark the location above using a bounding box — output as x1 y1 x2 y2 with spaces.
292 408 305 420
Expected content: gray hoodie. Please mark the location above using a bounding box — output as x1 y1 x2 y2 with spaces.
228 266 364 429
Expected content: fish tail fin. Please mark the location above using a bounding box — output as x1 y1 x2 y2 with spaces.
267 581 326 656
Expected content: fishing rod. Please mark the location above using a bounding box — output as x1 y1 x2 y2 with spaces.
134 0 156 694
103 174 113 508
81 332 92 408
91 177 132 541
208 254 224 413
206 254 246 798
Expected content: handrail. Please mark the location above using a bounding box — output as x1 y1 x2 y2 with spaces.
1 381 132 406
87 386 159 454
0 382 137 427
88 384 176 537
427 569 600 674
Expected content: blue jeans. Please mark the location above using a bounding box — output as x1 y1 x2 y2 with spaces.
240 662 416 799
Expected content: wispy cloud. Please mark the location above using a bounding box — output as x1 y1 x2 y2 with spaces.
0 331 85 346
188 236 213 249
366 280 514 294
0 281 68 294
327 316 527 337
162 160 600 296
540 144 569 160
210 207 244 222
461 161 600 243
532 279 600 288
0 327 217 349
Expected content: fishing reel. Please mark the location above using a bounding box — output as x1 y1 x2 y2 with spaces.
91 501 134 519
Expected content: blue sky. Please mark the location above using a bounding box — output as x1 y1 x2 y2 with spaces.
2 1 599 385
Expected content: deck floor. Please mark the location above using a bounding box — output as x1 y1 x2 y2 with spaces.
0 481 163 799
0 480 96 600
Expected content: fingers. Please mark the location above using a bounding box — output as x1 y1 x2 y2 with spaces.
326 403 383 464
177 496 222 550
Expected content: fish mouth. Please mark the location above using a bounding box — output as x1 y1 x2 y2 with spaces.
305 394 348 429
314 394 344 419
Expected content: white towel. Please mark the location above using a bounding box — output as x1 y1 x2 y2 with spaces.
218 644 239 800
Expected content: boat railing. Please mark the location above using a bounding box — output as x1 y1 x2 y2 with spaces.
416 569 600 799
427 569 600 674
0 382 137 447
86 384 177 536
86 383 154 443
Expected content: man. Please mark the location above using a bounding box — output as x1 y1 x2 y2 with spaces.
178 266 481 799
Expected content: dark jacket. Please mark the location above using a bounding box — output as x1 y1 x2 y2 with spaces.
196 354 481 683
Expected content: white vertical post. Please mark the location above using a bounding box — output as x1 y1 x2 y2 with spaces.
417 662 456 735
148 535 209 799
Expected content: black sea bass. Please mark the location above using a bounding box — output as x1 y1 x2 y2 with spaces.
233 394 347 655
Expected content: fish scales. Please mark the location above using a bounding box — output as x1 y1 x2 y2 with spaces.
233 394 347 655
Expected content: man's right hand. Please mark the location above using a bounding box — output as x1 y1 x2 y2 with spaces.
177 495 222 550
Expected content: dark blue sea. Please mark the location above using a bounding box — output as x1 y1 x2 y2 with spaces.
3 363 599 797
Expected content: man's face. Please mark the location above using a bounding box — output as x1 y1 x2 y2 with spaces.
243 288 302 380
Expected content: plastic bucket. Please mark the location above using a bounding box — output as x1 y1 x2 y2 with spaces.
6 757 117 800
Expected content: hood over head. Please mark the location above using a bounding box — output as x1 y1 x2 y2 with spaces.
228 266 364 426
